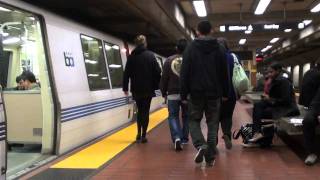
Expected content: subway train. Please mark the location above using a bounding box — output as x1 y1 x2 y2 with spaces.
0 0 165 178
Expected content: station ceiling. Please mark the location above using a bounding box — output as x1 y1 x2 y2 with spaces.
21 0 320 58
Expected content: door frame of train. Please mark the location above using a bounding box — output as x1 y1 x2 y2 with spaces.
0 1 61 155
0 86 8 179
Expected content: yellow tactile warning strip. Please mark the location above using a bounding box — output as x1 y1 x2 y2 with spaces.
51 108 168 169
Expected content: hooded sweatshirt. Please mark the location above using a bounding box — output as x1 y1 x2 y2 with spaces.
180 37 229 100
122 45 161 99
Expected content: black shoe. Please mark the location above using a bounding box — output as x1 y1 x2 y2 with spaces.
136 134 141 143
175 139 183 151
141 137 148 143
194 147 206 163
206 158 215 167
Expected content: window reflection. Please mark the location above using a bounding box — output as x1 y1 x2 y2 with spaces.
104 42 123 88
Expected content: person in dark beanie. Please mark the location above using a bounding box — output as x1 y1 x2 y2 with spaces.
161 39 189 151
180 20 229 166
123 35 161 143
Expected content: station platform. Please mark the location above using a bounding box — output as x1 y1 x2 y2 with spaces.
22 102 320 180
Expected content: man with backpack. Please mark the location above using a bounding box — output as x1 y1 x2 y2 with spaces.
180 21 229 166
160 39 189 151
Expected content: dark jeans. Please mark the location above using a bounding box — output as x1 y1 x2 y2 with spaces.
135 97 152 137
303 106 320 154
252 101 273 133
219 100 236 138
167 100 189 143
188 96 220 162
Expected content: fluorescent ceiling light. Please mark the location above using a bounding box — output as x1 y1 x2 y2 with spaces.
3 37 20 44
298 22 304 29
255 0 272 15
105 44 112 50
245 30 252 34
88 74 99 77
311 2 320 13
248 25 253 31
0 7 11 12
109 64 122 68
193 1 207 17
270 38 279 43
284 29 292 33
239 39 246 45
81 35 93 41
112 45 119 50
261 45 272 52
264 24 279 29
303 20 312 26
101 77 108 80
29 17 35 21
85 59 98 64
220 26 226 32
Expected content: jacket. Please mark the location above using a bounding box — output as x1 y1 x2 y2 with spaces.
267 75 300 118
180 37 229 100
160 54 181 97
299 68 320 108
122 45 161 99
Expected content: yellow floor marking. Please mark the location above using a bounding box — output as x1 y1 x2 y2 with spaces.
51 108 168 169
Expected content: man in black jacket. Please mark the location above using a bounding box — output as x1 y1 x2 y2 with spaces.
180 21 229 166
300 61 320 165
123 35 161 143
160 39 188 151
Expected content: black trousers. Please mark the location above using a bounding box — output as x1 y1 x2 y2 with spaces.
135 97 152 137
219 100 236 138
252 101 273 133
303 106 320 154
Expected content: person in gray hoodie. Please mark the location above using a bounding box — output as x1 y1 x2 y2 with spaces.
180 21 229 166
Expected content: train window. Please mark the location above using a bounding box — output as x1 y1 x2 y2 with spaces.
80 35 110 91
104 42 123 88
293 65 300 88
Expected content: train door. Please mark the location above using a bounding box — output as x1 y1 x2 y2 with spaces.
0 3 56 178
0 86 7 180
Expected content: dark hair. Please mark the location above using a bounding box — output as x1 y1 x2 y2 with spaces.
21 71 36 83
217 37 229 50
197 20 212 35
270 62 283 72
16 75 23 83
176 39 188 53
134 35 147 46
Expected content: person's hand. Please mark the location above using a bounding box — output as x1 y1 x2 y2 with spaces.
222 97 228 101
124 91 129 96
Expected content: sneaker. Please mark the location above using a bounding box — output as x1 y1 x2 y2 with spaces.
248 132 264 143
141 137 148 143
305 154 318 166
194 147 206 163
242 142 259 148
175 139 183 151
223 135 232 149
136 134 141 143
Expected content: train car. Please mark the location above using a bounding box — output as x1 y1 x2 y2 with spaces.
0 0 165 178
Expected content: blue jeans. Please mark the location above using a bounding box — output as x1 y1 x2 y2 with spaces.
167 100 189 143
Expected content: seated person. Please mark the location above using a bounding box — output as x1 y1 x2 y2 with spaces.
248 63 300 143
299 61 320 165
21 71 40 90
4 75 25 90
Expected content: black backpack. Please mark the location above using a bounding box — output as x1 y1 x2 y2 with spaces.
233 123 275 148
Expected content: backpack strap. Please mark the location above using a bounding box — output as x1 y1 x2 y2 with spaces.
233 129 241 140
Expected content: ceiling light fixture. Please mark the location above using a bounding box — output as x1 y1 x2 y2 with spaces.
0 7 11 12
255 0 272 15
298 22 304 29
270 38 280 43
239 39 246 45
81 35 93 41
245 30 252 34
3 37 20 44
303 20 312 26
311 2 320 13
193 0 207 17
284 28 292 33
264 24 280 29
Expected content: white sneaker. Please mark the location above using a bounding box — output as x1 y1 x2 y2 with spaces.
248 133 264 142
242 142 259 148
305 154 318 166
175 139 182 151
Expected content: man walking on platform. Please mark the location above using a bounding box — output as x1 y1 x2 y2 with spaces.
180 21 229 166
160 39 189 151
